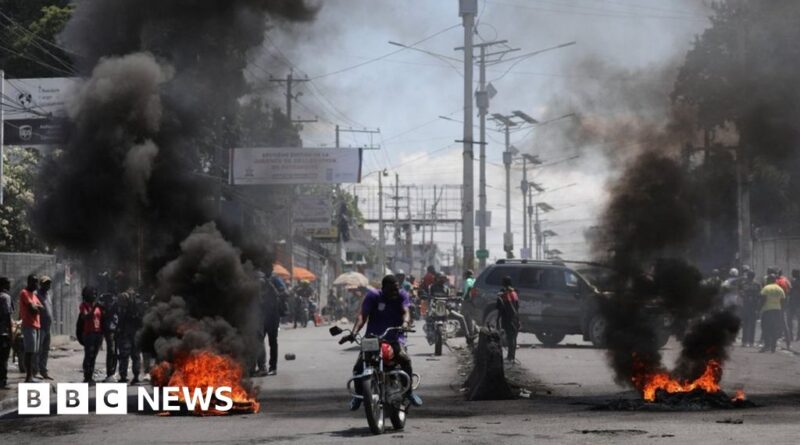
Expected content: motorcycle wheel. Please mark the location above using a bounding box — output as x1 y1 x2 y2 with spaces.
386 401 409 430
434 325 443 356
362 375 385 435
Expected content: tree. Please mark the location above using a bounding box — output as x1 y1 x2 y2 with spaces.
673 0 800 230
0 147 49 252
0 1 74 78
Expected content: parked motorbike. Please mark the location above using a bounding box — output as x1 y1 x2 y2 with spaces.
330 325 419 435
423 292 471 356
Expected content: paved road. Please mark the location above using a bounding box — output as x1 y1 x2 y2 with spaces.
2 326 800 444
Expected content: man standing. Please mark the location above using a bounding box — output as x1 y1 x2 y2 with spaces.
760 274 786 353
496 276 520 362
34 276 53 380
19 275 42 382
80 286 104 383
0 277 13 389
116 290 144 384
787 270 800 341
259 266 284 376
740 270 761 347
99 291 119 382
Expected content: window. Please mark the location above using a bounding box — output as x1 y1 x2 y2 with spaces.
518 267 545 289
565 271 579 288
484 267 518 286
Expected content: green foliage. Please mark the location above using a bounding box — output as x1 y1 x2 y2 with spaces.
673 0 800 229
0 147 49 252
0 1 74 78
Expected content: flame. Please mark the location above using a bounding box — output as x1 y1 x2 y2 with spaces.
732 389 746 401
633 359 723 402
151 350 260 415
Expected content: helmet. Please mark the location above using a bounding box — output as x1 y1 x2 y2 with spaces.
729 268 739 277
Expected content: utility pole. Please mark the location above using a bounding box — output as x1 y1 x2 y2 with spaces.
0 69 4 205
491 111 539 259
534 202 554 260
503 124 513 259
521 156 528 258
464 40 517 269
336 126 381 150
270 69 317 127
393 173 400 270
378 171 386 274
459 0 477 272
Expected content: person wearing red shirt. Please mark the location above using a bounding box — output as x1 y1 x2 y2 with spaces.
79 286 104 384
18 275 42 382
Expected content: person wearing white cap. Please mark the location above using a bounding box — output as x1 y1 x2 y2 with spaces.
721 268 740 308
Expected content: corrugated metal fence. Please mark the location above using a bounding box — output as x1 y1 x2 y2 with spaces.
0 253 84 336
752 236 800 277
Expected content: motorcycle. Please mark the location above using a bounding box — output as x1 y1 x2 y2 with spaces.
423 292 472 356
330 325 419 435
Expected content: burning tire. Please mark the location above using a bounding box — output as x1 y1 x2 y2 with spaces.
362 375 385 434
535 331 565 347
588 314 607 348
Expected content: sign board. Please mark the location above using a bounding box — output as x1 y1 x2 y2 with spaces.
1 77 77 121
2 77 78 147
476 249 489 259
230 147 362 185
476 210 492 227
3 118 67 146
304 226 339 240
294 195 332 229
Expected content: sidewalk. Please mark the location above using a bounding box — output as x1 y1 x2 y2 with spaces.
0 335 91 414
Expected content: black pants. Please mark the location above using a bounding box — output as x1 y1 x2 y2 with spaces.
256 324 279 371
352 342 413 395
762 310 783 352
0 336 10 386
83 333 103 382
502 324 518 361
787 305 800 340
117 333 141 380
741 306 758 346
104 332 117 378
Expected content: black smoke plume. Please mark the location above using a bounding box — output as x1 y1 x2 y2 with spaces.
31 1 318 373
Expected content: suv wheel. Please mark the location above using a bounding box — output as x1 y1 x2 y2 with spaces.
535 331 565 347
587 315 607 348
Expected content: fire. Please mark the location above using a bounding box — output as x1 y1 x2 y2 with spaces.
732 389 746 401
633 359 723 402
151 350 260 415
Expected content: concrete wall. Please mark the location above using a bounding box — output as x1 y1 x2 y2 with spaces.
752 236 800 277
0 253 84 336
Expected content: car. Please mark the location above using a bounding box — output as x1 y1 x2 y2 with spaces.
463 259 670 348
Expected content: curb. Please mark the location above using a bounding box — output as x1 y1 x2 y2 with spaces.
0 393 18 415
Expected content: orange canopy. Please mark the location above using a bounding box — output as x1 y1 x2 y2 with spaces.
272 263 316 282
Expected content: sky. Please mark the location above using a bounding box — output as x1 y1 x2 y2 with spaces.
250 0 714 264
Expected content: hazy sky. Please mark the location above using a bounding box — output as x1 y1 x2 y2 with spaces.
252 0 713 262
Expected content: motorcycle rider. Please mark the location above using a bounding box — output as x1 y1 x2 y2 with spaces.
294 280 315 328
345 274 423 410
428 273 451 298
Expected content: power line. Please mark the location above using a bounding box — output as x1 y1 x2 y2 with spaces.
309 24 461 80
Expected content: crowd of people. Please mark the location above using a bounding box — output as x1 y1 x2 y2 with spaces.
707 266 800 353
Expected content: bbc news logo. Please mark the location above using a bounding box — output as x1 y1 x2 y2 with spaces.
19 383 234 415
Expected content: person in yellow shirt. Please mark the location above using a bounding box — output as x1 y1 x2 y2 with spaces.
760 274 786 353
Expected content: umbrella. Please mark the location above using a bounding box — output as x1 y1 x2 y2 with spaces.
333 271 370 288
273 263 317 281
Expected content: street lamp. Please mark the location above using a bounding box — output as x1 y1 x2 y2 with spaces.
535 203 554 260
542 229 558 259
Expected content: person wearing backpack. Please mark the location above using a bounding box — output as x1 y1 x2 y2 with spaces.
496 276 520 363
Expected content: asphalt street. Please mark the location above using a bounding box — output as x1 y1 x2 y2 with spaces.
2 325 800 444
